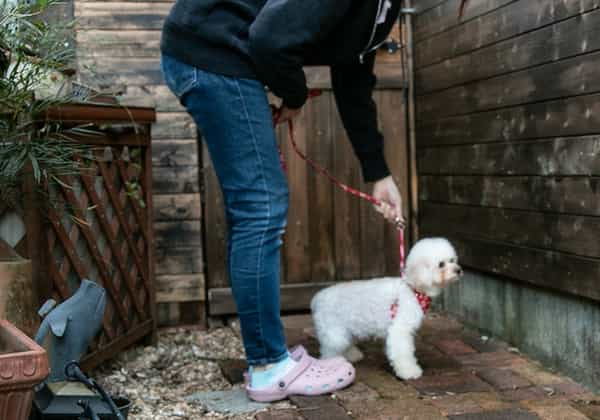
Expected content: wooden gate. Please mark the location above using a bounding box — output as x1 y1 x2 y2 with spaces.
204 40 410 315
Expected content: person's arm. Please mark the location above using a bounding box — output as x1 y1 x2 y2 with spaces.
332 54 404 225
248 0 352 109
331 53 390 183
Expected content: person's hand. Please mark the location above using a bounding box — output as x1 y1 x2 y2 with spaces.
272 105 302 125
372 175 405 227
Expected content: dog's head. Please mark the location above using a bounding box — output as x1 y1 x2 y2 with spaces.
404 237 462 297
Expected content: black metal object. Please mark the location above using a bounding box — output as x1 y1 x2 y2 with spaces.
379 39 400 54
65 362 125 420
30 383 131 420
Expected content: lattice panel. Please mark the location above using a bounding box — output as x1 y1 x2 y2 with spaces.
46 144 153 358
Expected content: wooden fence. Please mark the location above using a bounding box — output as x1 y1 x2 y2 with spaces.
414 0 600 301
206 56 410 315
15 104 158 369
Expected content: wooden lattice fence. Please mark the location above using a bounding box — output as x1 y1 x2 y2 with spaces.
3 104 157 369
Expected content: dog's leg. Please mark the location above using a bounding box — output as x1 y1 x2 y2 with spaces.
385 320 422 380
343 345 364 363
318 329 352 359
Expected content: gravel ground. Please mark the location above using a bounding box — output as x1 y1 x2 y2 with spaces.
93 326 289 420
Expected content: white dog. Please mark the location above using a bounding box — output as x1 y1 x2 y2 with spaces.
311 237 462 380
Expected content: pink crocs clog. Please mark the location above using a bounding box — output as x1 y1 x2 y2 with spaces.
246 345 355 402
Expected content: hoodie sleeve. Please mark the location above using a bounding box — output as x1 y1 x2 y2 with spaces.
248 0 352 109
331 53 391 183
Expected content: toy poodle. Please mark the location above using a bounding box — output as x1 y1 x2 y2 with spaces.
311 237 462 380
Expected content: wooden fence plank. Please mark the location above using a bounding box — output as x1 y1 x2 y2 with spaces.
209 283 334 316
153 112 197 139
415 0 515 42
202 143 229 289
78 57 163 86
360 91 387 278
417 7 600 93
75 2 170 29
155 246 203 276
153 166 200 194
306 94 336 283
415 0 450 14
332 98 362 280
381 90 408 272
420 234 600 302
420 175 600 216
417 92 600 147
152 139 198 167
421 201 600 258
418 50 600 119
415 0 600 68
283 108 311 284
153 193 202 221
118 85 184 112
154 220 202 248
156 274 205 303
418 135 600 176
77 29 161 57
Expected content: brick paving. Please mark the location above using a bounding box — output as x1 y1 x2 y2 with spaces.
222 313 600 420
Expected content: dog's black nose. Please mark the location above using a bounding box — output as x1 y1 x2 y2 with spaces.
455 267 463 275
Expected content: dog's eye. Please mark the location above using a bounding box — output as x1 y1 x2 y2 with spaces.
439 261 445 268
450 258 456 263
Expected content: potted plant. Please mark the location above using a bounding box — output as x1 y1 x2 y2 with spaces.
0 319 49 420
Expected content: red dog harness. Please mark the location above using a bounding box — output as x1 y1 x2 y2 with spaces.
390 291 431 319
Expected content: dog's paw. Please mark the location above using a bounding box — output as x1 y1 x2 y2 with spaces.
344 346 364 363
393 362 423 380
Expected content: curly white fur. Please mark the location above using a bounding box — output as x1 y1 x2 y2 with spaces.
311 237 462 380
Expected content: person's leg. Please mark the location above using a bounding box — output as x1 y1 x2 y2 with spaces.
161 54 355 400
161 55 289 365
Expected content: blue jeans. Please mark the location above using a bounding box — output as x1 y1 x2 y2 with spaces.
161 54 289 365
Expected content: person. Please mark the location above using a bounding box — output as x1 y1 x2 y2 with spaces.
160 0 404 402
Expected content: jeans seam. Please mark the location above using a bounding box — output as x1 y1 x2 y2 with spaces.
234 78 270 361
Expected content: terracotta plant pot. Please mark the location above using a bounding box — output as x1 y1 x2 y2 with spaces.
0 319 49 420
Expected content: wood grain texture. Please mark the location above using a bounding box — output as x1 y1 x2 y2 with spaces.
152 166 200 194
154 220 203 248
153 193 202 221
209 283 334 316
77 30 161 57
421 201 600 258
156 274 205 303
415 0 514 42
306 94 336 283
418 50 600 119
152 139 198 167
417 7 600 93
420 175 600 217
421 234 600 302
332 97 363 280
415 0 600 68
155 246 203 276
417 92 600 147
153 112 197 140
282 107 311 284
75 2 171 29
418 135 600 176
202 143 229 289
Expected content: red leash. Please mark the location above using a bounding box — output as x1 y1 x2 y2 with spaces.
272 90 406 271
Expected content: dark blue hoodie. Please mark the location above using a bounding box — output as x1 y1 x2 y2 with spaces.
161 0 401 182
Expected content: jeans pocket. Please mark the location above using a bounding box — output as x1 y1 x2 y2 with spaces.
160 54 197 99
